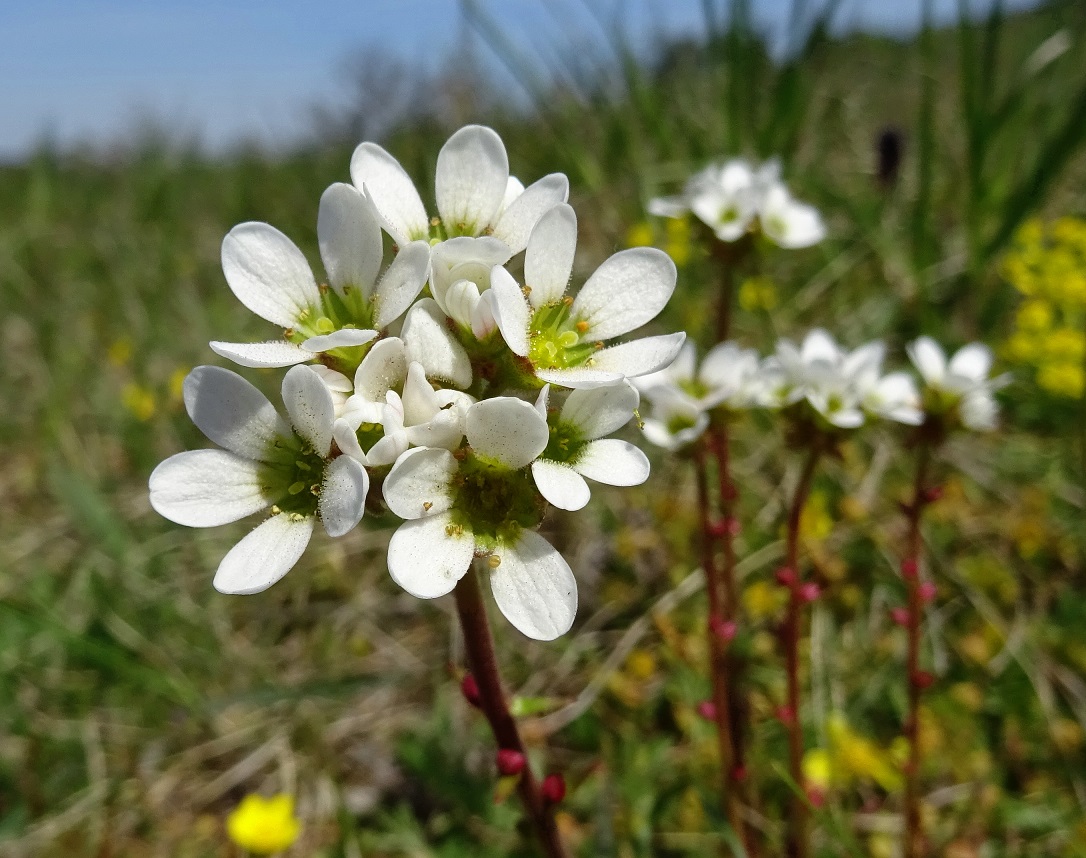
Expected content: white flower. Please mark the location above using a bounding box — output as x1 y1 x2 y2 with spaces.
530 383 649 511
149 365 368 594
907 336 1007 431
635 340 764 413
762 330 865 428
649 157 824 248
211 183 430 374
640 386 711 451
381 397 577 641
490 203 686 389
847 341 923 426
350 124 568 254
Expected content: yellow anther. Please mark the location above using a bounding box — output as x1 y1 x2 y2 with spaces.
488 554 502 569
315 316 335 334
288 481 306 495
575 320 590 333
423 501 433 511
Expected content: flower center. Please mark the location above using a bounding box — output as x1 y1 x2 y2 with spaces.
285 286 378 375
450 452 545 550
679 378 710 399
542 419 588 465
260 439 328 517
527 301 600 371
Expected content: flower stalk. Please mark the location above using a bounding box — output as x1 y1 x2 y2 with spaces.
902 442 934 858
453 564 568 858
782 447 821 858
693 442 746 843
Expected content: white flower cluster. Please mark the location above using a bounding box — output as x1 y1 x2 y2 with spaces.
636 329 1003 450
149 125 686 641
648 158 826 249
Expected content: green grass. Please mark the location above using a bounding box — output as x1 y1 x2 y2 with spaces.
2 2 1086 855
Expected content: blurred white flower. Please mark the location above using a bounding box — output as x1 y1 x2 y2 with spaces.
530 382 649 511
648 157 825 248
636 340 764 413
381 397 577 641
350 124 568 254
907 336 1007 431
211 183 430 373
149 365 368 594
640 386 711 450
490 203 685 389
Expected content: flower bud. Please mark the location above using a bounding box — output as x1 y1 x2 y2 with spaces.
542 773 566 804
696 700 718 721
918 581 937 603
776 705 795 726
911 670 935 690
799 582 821 603
709 617 737 642
890 607 909 627
900 558 918 580
732 764 748 783
708 519 728 538
922 485 944 504
775 566 796 587
806 785 827 808
461 674 481 709
496 749 527 777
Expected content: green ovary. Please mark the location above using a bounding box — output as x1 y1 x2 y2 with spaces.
542 420 588 465
285 285 378 374
450 453 545 550
259 440 327 517
526 302 600 371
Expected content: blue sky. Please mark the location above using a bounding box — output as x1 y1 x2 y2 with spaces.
0 0 1040 160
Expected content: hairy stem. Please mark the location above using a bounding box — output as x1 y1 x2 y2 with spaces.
694 442 746 844
454 567 568 858
783 448 820 858
903 443 932 858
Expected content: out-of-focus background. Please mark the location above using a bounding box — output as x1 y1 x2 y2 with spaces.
3 0 1086 855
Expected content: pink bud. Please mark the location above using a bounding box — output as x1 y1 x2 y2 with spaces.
541 773 566 804
900 558 918 580
496 749 526 777
918 581 937 603
776 705 795 726
725 517 741 536
806 786 827 808
912 670 935 690
708 519 728 538
799 582 821 603
890 607 910 627
696 700 718 721
775 566 796 587
461 674 481 709
709 617 737 642
922 485 944 504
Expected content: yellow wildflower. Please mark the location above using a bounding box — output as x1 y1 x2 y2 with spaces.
801 714 903 793
799 491 833 542
1015 299 1053 332
226 793 301 855
169 366 189 401
625 221 654 248
1037 361 1085 398
743 580 787 621
122 383 156 422
107 338 132 367
738 275 778 311
664 217 692 267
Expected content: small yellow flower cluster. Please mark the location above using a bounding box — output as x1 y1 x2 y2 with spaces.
226 793 301 855
802 713 905 793
625 218 693 267
1002 217 1086 398
737 275 778 311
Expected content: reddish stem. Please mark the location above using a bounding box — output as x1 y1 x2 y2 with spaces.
903 444 933 858
782 449 820 858
693 442 746 842
453 567 568 858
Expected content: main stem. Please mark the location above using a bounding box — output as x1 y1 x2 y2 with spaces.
693 443 746 845
453 567 568 858
783 449 820 858
903 444 931 858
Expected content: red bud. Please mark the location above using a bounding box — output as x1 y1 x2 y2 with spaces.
708 519 728 538
496 749 526 776
918 581 937 603
799 582 821 603
541 773 566 804
696 700 718 721
726 517 741 536
922 485 944 504
709 617 737 642
461 674 481 708
890 607 910 627
732 765 748 783
900 558 918 580
776 705 795 726
806 786 827 808
912 670 935 690
775 566 796 587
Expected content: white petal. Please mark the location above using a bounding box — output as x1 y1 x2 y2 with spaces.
401 299 472 389
366 431 410 467
802 329 841 365
560 382 639 440
531 460 590 511
502 175 525 209
572 439 649 486
444 279 482 328
534 383 550 419
222 222 320 328
429 236 511 313
184 366 289 460
387 512 474 598
333 418 369 464
536 366 626 389
404 409 465 451
489 266 531 357
318 182 382 295
301 328 379 352
471 289 498 339
907 337 946 384
647 195 689 218
213 513 315 595
352 336 407 405
826 408 865 429
590 333 688 379
949 343 993 382
349 142 429 244
489 530 577 641
492 173 570 254
961 392 998 430
435 125 509 234
761 187 826 248
373 240 431 329
524 203 577 309
319 455 369 537
149 450 267 527
382 446 457 519
209 340 311 368
466 397 549 468
282 365 335 456
310 365 353 393
402 361 440 425
571 248 677 340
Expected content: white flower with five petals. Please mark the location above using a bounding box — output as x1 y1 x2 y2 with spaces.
907 337 1007 431
149 365 368 594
